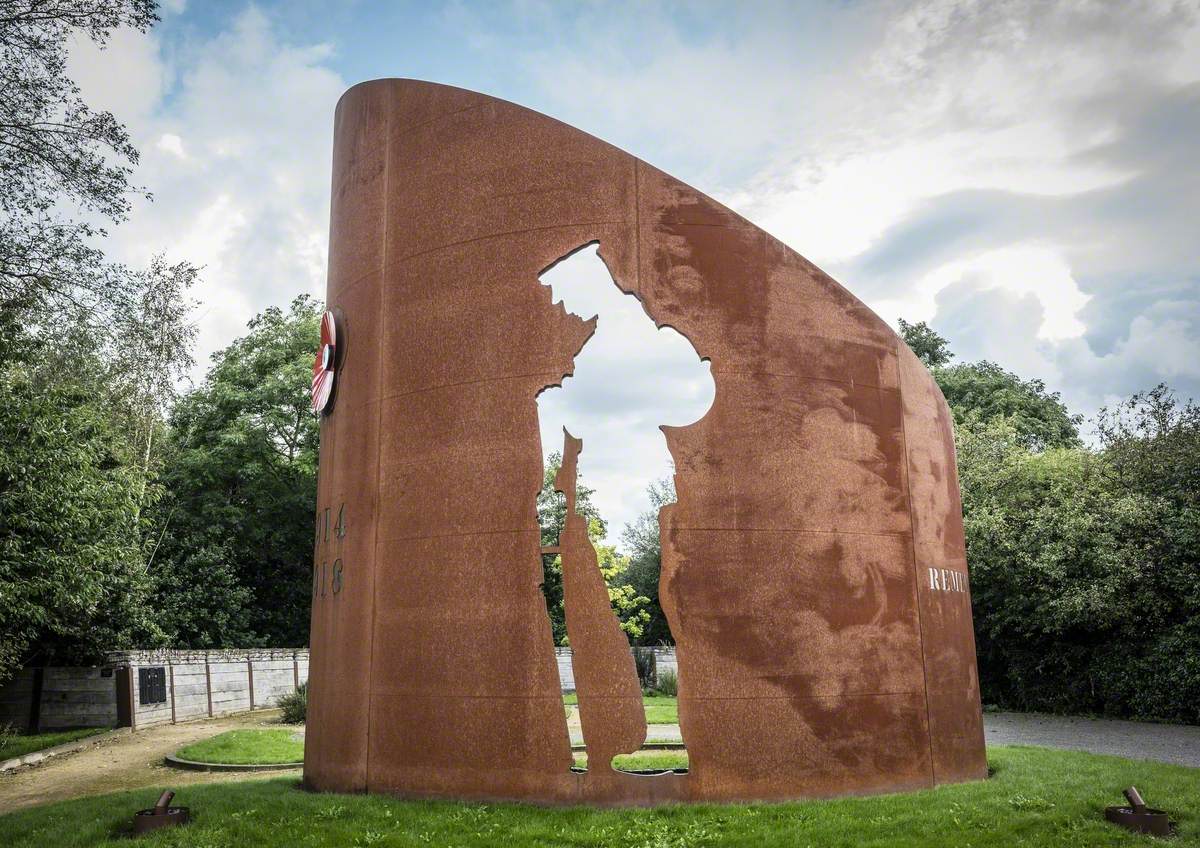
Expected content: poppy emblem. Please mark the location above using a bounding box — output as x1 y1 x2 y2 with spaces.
312 310 338 415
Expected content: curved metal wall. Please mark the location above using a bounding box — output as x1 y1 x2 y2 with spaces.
304 78 986 804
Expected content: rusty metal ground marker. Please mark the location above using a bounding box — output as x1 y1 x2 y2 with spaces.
132 790 189 835
1104 786 1172 837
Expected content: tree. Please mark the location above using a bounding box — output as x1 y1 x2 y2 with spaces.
937 361 1081 450
959 391 1200 722
618 478 676 645
1096 384 1199 508
1 0 159 319
0 317 165 681
897 318 953 368
149 296 321 648
105 256 198 512
537 454 649 644
897 318 1080 450
0 2 202 685
1089 386 1200 718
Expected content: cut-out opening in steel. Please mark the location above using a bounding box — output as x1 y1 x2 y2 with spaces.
536 242 709 776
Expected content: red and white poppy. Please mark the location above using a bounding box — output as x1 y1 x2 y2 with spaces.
311 311 338 415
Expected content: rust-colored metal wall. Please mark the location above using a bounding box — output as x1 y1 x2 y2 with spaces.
304 78 987 804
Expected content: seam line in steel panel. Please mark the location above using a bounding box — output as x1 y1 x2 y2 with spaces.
388 98 489 145
706 368 900 393
364 691 925 700
676 692 925 700
663 527 912 538
895 347 938 784
377 371 585 402
634 159 641 294
373 528 913 543
398 220 629 264
377 528 538 543
334 220 630 300
364 86 395 791
378 367 901 404
636 219 759 231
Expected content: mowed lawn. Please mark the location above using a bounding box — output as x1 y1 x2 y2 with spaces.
176 729 304 765
0 728 107 761
576 750 688 771
564 693 678 725
3 746 1200 847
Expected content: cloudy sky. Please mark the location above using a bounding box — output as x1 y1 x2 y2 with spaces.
76 0 1200 542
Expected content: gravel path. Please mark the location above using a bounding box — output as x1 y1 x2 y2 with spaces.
0 711 297 814
571 713 1200 768
984 711 1200 767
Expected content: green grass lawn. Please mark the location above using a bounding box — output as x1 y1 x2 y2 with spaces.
575 750 689 771
564 693 678 725
0 727 107 761
643 694 678 725
175 729 304 765
3 746 1199 846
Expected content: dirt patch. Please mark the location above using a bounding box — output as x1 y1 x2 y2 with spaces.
0 711 301 814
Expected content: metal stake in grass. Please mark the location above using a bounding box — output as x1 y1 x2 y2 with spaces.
132 789 190 835
1104 786 1171 837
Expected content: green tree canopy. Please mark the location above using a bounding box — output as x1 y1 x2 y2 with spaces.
538 453 649 644
958 398 1200 721
937 361 1081 450
897 318 954 368
148 296 321 648
618 478 676 646
0 3 201 686
0 318 165 680
897 319 1081 449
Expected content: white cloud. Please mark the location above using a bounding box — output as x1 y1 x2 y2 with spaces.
511 0 1200 443
68 25 166 122
72 8 345 373
538 246 714 541
738 0 1200 423
912 244 1090 341
739 123 1133 270
156 133 186 158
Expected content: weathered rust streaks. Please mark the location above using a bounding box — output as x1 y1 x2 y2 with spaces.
304 78 987 805
555 429 647 775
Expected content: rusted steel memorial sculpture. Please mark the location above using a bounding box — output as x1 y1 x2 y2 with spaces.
304 78 987 804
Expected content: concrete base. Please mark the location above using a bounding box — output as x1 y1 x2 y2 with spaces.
163 754 303 772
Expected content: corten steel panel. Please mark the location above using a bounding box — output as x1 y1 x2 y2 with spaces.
304 78 988 804
555 431 647 773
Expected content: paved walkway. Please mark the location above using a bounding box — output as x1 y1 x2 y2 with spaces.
0 711 296 814
570 713 1200 768
984 711 1200 767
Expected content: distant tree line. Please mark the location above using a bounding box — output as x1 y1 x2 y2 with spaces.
894 321 1200 721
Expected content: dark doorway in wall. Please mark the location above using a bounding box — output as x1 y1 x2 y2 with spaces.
115 668 132 728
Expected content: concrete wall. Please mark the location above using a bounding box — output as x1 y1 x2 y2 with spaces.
0 667 120 731
113 649 309 730
0 669 35 729
1 646 674 730
0 649 309 731
41 667 120 729
556 646 677 692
